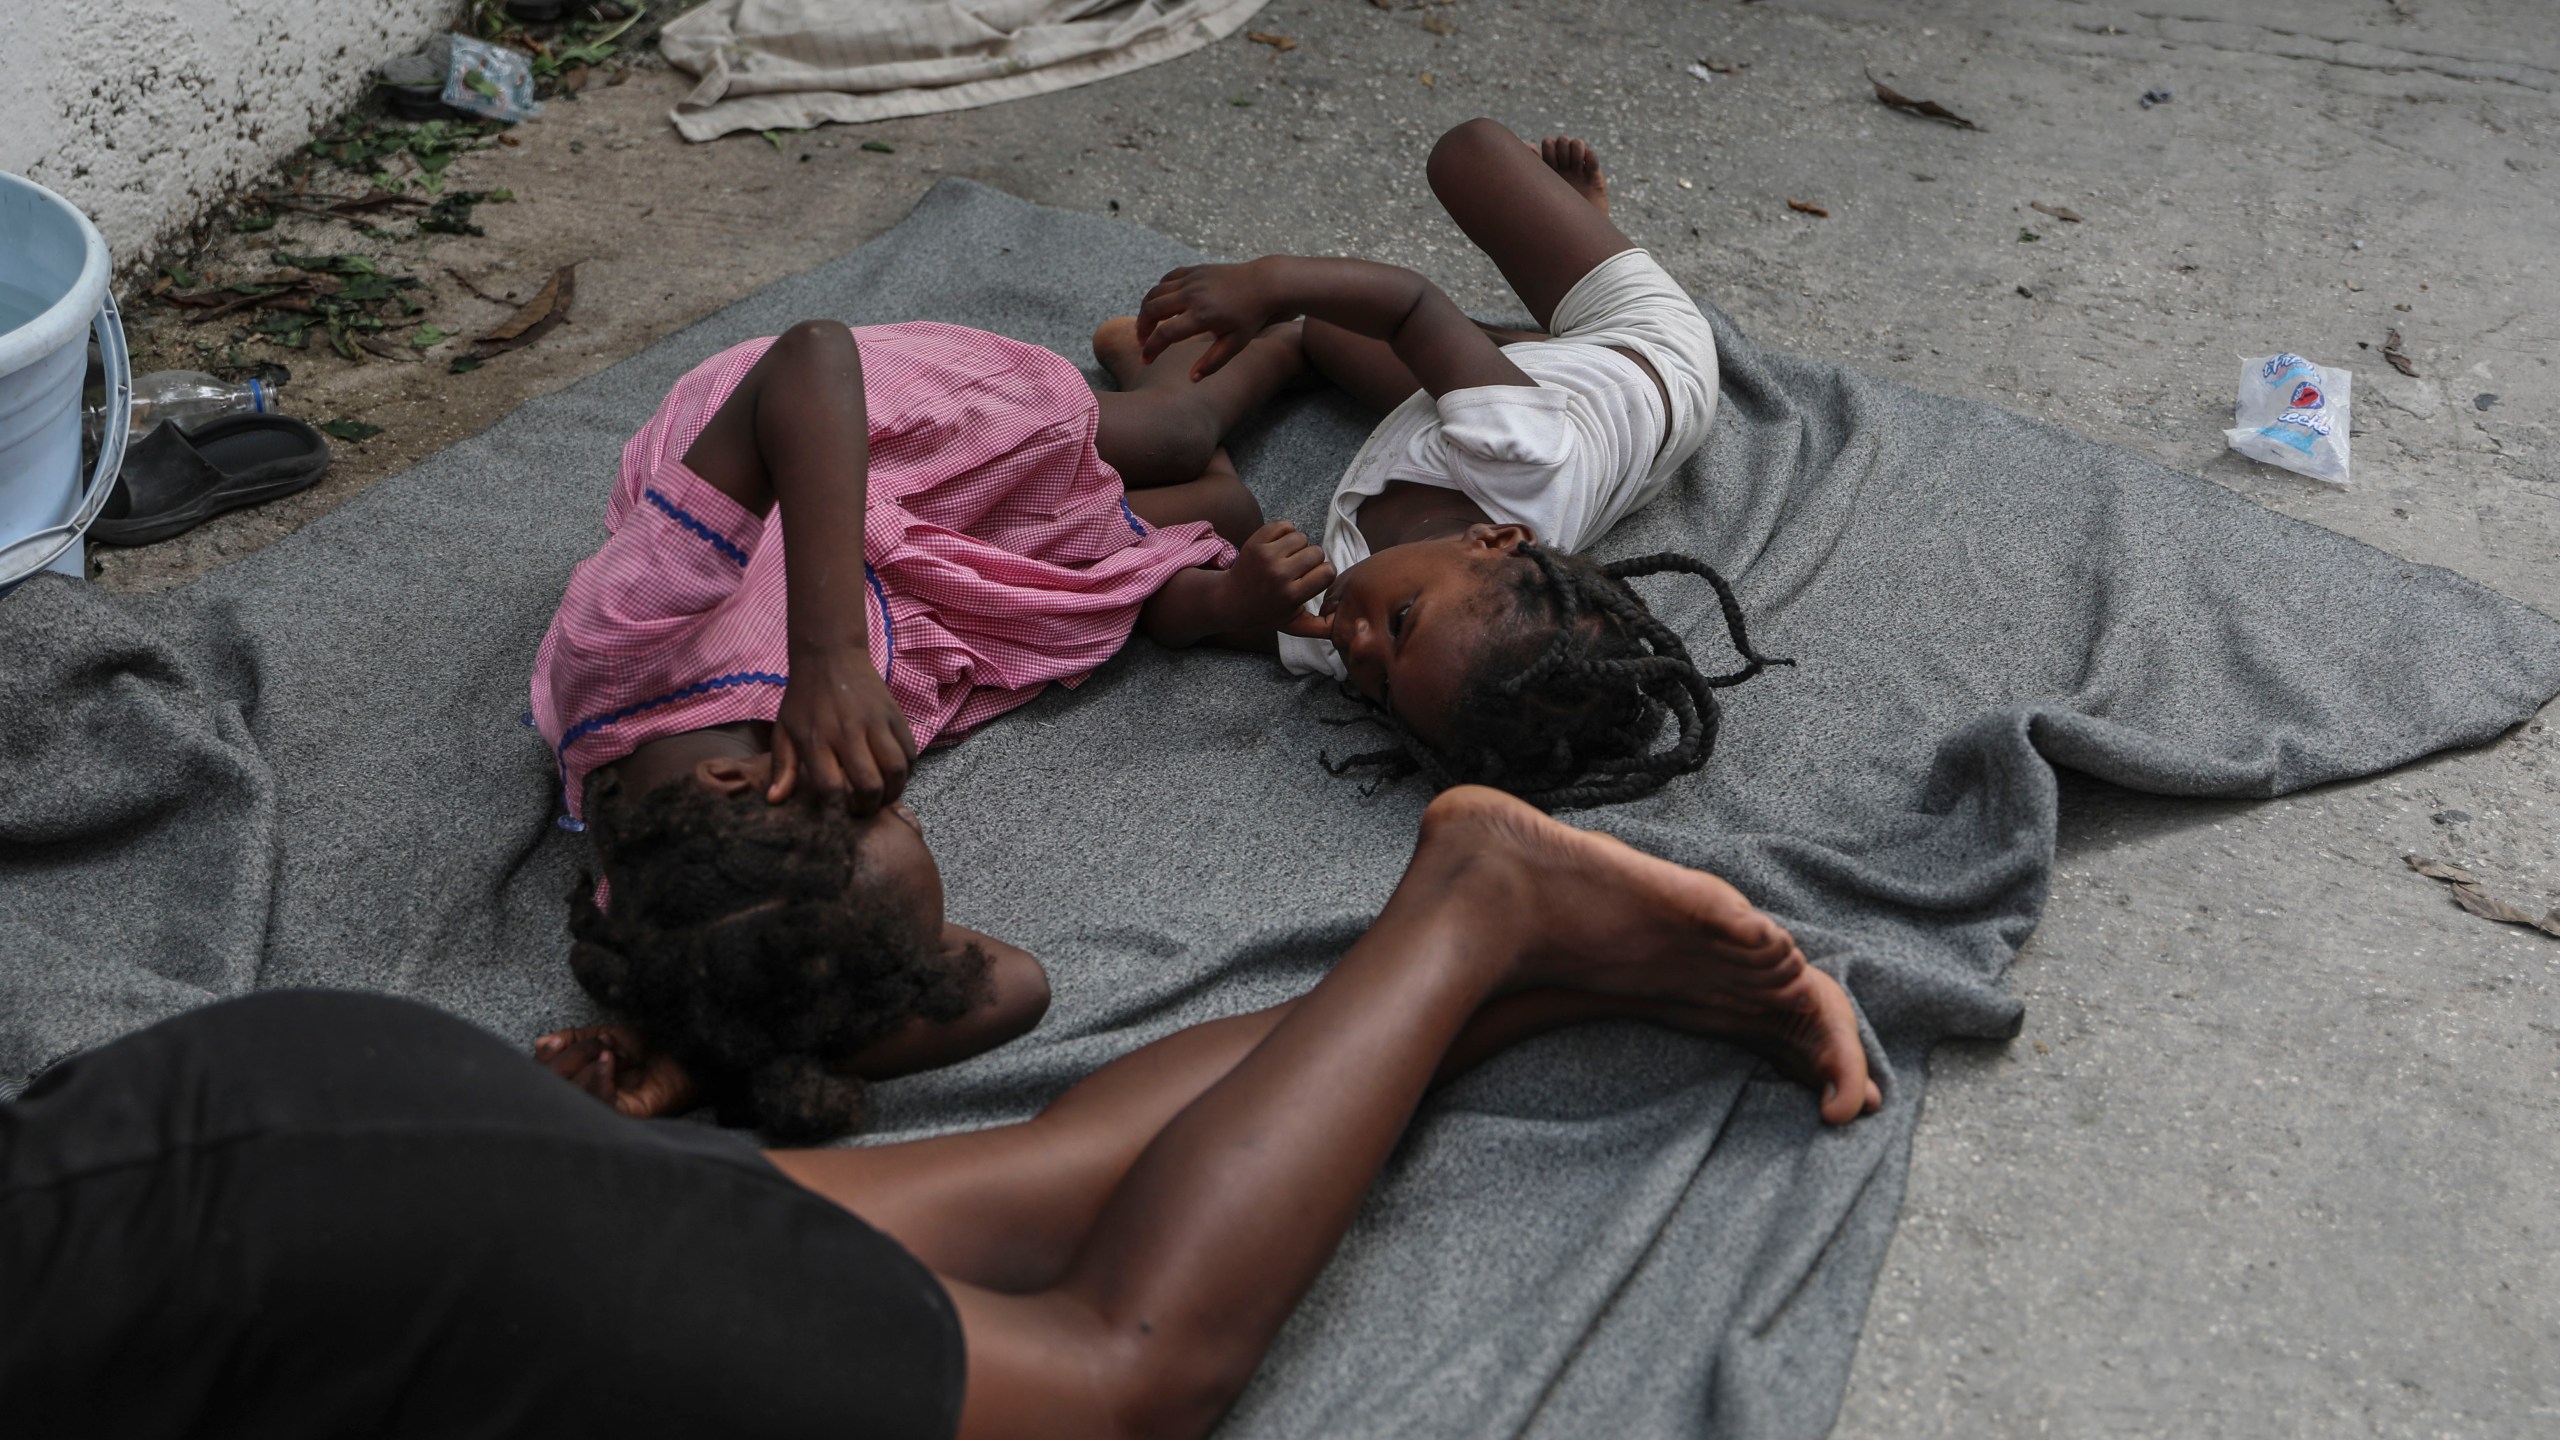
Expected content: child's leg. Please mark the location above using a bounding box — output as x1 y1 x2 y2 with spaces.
1122 447 1263 547
1302 125 1630 408
1091 320 1302 489
1427 119 1638 330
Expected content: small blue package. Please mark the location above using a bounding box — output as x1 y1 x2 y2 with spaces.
2226 352 2351 485
443 35 542 125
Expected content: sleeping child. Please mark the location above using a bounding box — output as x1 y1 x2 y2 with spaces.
527 315 1324 1138
1111 119 1789 811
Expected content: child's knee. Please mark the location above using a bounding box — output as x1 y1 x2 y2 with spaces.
1428 117 1520 193
773 318 855 358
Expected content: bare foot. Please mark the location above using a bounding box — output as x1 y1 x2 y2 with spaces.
1092 314 1151 388
1538 135 1610 216
1417 786 1881 1124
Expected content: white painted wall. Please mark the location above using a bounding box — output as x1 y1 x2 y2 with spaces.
2 0 465 272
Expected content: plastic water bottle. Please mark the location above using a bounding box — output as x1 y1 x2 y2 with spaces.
130 371 280 433
85 370 281 444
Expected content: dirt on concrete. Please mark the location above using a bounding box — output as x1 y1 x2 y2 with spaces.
95 51 938 591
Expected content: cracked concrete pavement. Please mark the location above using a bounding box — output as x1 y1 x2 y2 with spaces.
88 0 2559 1433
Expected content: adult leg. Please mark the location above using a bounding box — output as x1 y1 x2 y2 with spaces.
1120 447 1263 547
1091 320 1302 489
776 985 1647 1295
924 787 1879 1440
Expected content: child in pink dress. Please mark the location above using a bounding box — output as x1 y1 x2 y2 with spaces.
529 316 1320 1139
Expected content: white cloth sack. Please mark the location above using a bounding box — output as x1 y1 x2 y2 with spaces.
660 0 1273 142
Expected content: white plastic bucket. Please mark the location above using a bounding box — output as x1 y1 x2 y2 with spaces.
0 172 129 588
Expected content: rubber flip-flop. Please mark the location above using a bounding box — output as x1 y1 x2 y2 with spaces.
375 36 468 122
89 416 333 547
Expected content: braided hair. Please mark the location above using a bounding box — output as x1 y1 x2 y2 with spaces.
566 770 989 1143
1326 543 1790 810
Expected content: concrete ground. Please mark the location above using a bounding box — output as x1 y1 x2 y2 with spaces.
98 0 2558 1433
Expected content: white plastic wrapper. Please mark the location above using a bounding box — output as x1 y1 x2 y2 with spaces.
2226 352 2350 485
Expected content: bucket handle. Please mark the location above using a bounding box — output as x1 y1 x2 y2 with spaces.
0 290 131 588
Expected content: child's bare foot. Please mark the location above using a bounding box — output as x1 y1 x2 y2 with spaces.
1414 786 1881 1124
1093 314 1303 391
1537 135 1610 216
1092 314 1151 388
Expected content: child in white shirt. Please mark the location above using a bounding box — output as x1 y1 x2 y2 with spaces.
1117 120 1787 809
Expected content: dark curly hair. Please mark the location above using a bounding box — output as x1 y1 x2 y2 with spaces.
567 770 989 1142
1325 543 1791 810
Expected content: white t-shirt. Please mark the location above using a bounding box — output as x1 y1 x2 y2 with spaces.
1274 341 1673 679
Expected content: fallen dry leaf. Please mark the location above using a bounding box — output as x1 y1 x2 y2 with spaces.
1868 69 1982 130
1246 30 1296 51
473 263 576 359
1787 198 1830 217
445 266 517 306
1418 71 1436 87
2029 200 2083 223
2448 885 2560 933
1421 12 1458 35
1702 56 1746 74
2407 856 2480 885
260 188 430 220
2381 327 2420 377
2406 854 2560 938
180 282 318 325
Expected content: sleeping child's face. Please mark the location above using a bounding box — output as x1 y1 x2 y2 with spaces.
1316 523 1538 741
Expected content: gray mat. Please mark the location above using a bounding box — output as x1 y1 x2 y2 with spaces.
6 179 2559 1439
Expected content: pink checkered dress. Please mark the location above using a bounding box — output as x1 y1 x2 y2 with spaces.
531 322 1234 824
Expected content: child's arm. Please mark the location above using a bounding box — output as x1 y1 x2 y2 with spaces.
681 320 914 813
831 926 1053 1078
1138 520 1337 650
1137 257 1534 399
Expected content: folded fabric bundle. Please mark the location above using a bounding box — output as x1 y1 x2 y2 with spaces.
4 180 2555 1438
661 0 1275 141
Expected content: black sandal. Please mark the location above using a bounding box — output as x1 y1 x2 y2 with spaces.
90 416 333 547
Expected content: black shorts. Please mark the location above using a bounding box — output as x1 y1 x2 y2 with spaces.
0 991 964 1440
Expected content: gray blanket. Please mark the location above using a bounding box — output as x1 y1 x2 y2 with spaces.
6 180 2558 1439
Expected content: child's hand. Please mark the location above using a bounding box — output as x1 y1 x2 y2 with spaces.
1222 521 1337 635
1137 261 1287 380
534 1024 700 1120
773 647 915 814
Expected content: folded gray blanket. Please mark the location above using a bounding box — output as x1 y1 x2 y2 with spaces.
6 179 2557 1438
